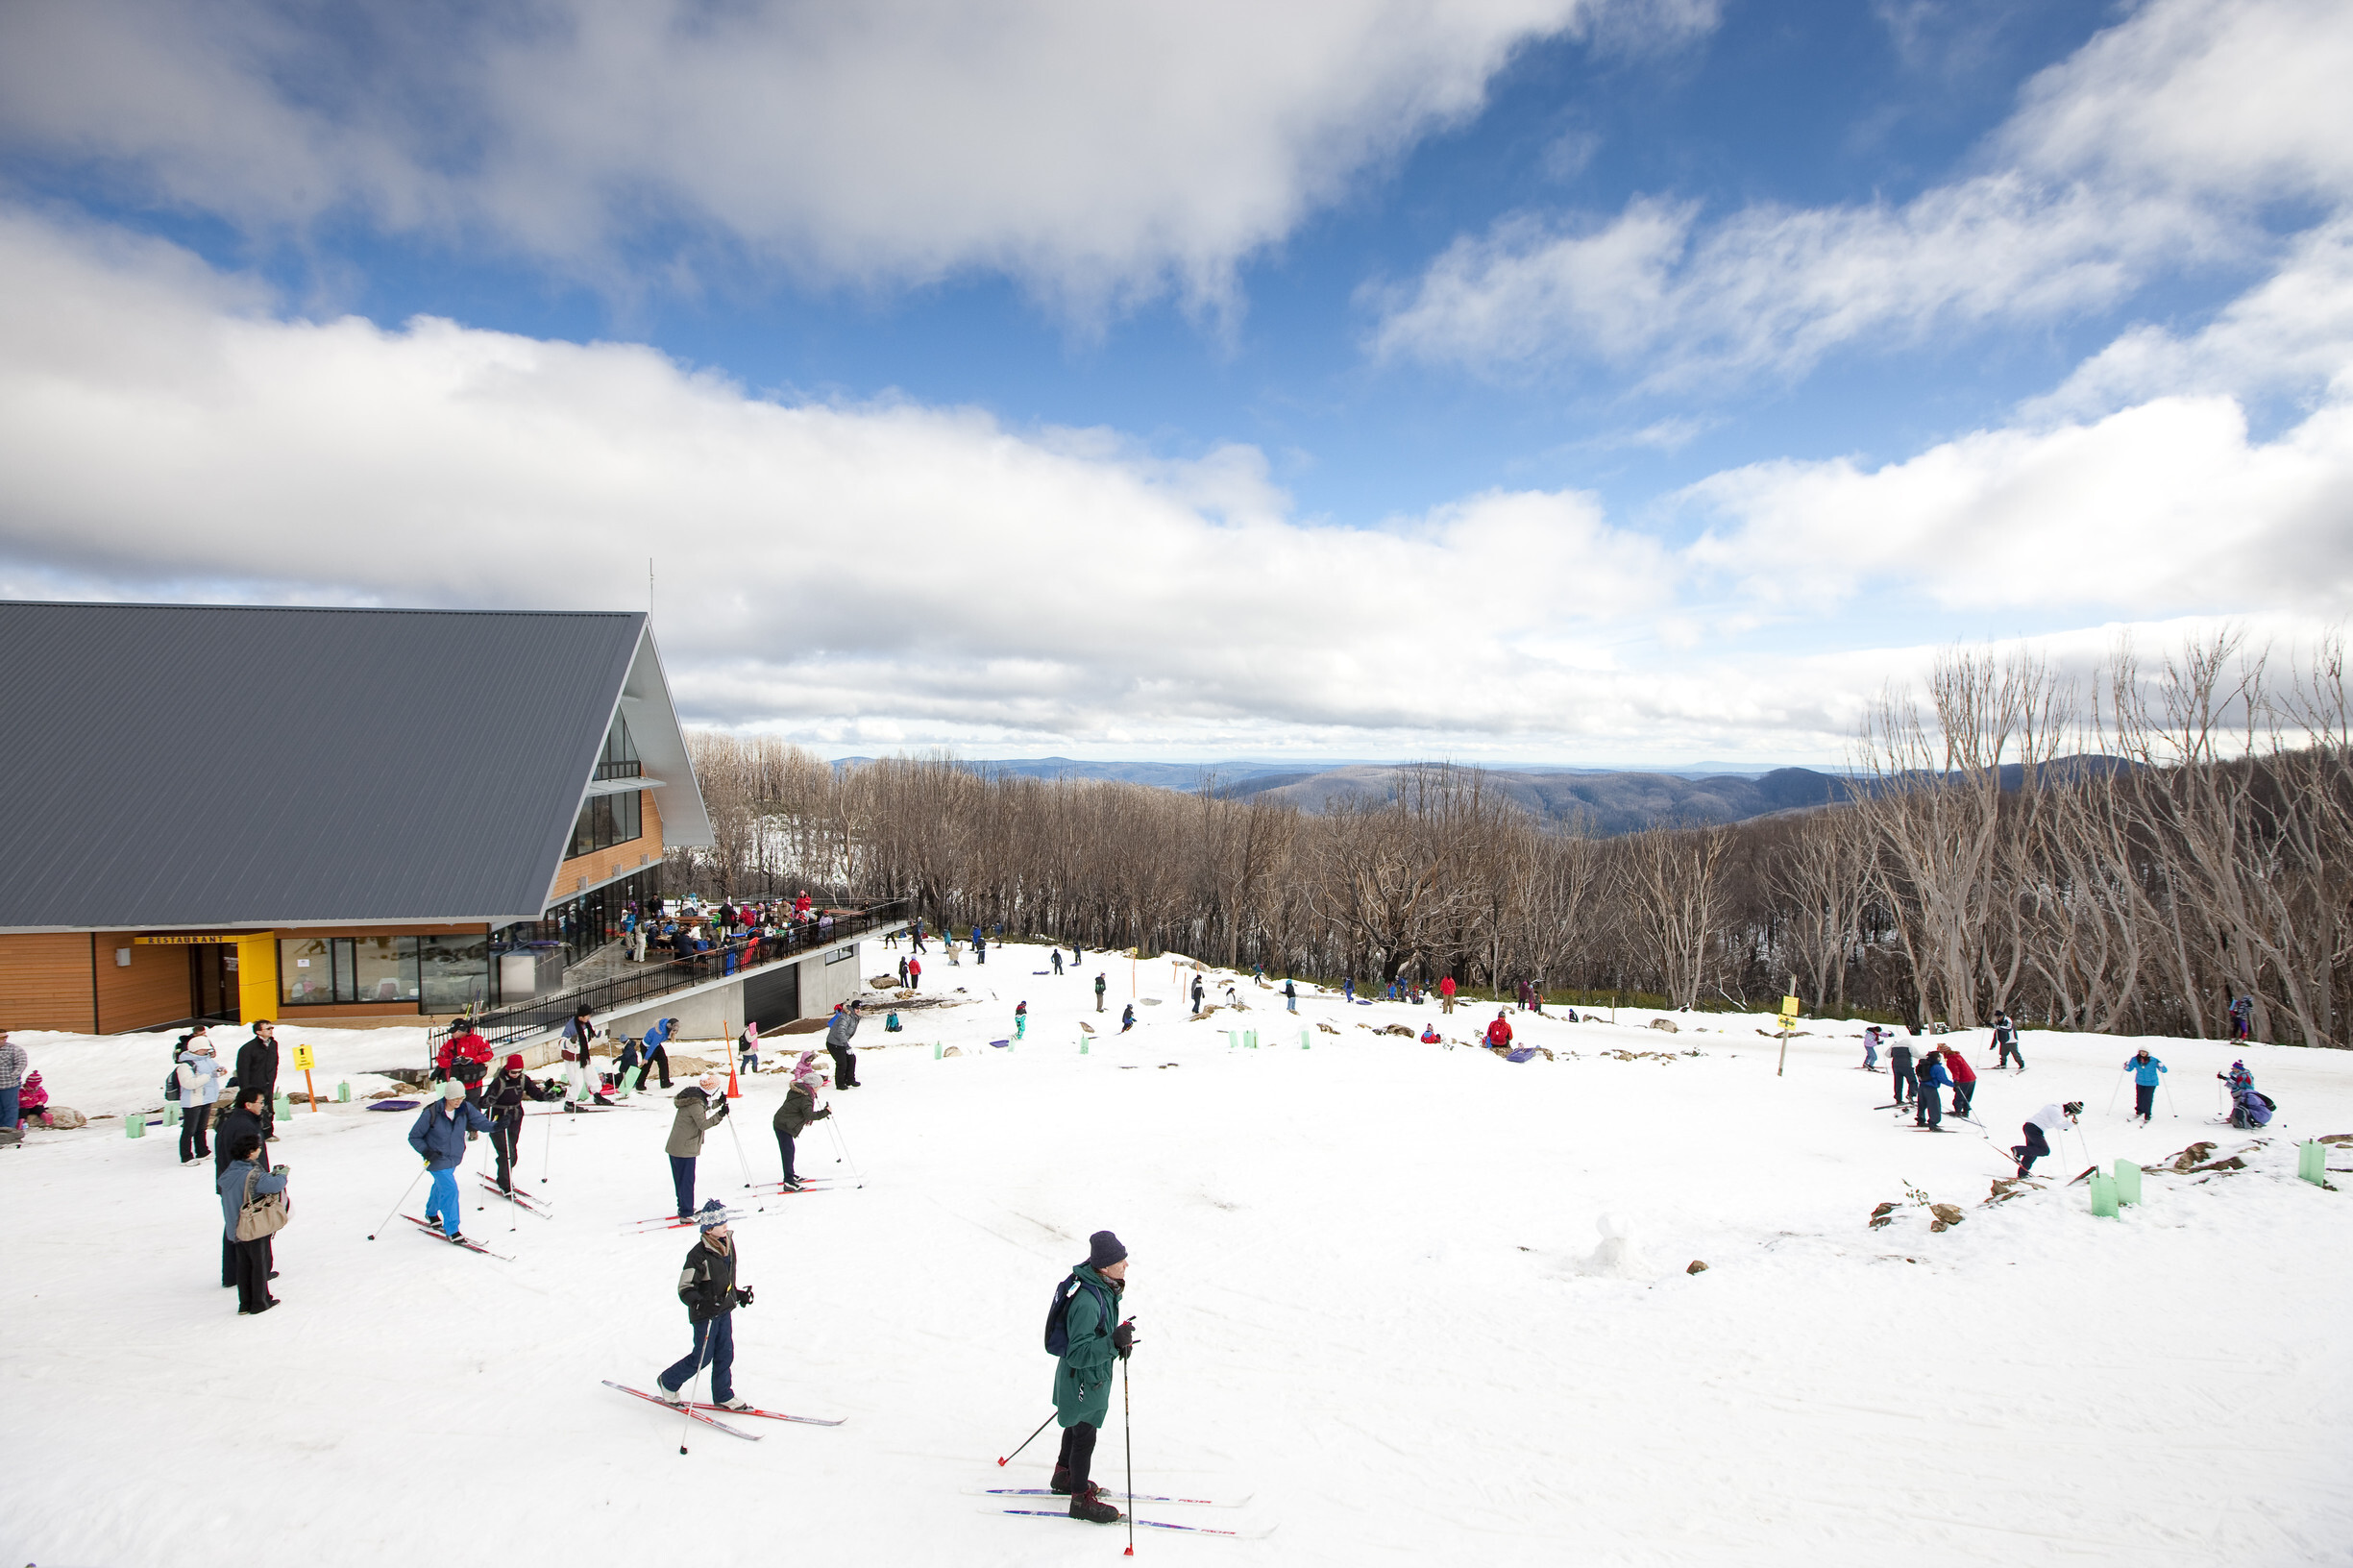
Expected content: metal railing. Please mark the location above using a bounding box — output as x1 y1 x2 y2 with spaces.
429 900 909 1060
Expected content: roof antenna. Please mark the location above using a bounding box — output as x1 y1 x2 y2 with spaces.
648 557 655 623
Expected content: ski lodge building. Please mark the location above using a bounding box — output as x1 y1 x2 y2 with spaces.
0 601 719 1034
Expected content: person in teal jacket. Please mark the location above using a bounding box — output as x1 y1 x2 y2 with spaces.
1051 1231 1136 1524
2123 1049 2167 1123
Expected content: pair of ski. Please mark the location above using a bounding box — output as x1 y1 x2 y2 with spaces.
402 1213 514 1260
988 1492 1267 1539
602 1380 844 1439
478 1176 552 1218
743 1177 846 1196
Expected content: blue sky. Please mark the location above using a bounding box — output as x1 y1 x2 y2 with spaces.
0 0 2346 764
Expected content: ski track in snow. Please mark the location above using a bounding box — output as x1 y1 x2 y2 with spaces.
5 947 2352 1566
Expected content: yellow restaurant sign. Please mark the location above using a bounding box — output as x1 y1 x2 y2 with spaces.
135 934 259 945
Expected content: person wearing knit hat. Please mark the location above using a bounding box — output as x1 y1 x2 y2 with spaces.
664 1072 731 1223
1048 1230 1136 1524
484 1052 552 1196
407 1077 494 1241
656 1199 753 1409
772 1055 832 1191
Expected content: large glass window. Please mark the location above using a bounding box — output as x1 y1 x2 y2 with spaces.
594 711 641 781
419 934 491 1014
280 936 419 1005
568 788 643 859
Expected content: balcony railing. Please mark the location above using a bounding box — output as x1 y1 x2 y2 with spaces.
429 900 909 1063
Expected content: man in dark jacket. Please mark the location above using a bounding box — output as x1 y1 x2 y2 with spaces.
656 1201 752 1409
1051 1231 1135 1524
1888 1039 1917 1108
823 1002 861 1089
231 1020 281 1138
408 1081 494 1241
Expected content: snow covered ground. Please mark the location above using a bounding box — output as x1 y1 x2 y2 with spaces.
6 942 2352 1567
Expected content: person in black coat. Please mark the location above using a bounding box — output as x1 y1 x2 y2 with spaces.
655 1202 752 1409
483 1054 551 1193
213 1087 270 1286
1887 1040 1916 1109
230 1020 282 1138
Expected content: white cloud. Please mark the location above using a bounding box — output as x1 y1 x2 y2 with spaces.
0 0 1713 314
1370 178 2212 383
0 207 1698 752
2 204 2339 763
1679 390 2353 618
1372 0 2353 383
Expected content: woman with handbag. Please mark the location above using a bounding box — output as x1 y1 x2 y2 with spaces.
215 1132 288 1315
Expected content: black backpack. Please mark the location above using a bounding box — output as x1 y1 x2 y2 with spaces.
164 1066 182 1101
1043 1271 1113 1356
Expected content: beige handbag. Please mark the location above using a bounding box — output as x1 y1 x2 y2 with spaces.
233 1167 292 1241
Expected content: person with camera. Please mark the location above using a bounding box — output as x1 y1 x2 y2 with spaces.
664 1071 730 1223
655 1200 754 1409
437 1019 494 1108
216 1132 288 1315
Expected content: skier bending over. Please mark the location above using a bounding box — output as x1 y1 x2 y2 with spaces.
2013 1102 2083 1178
2123 1049 2167 1124
665 1073 730 1223
1940 1045 1977 1119
1048 1231 1136 1525
772 1054 830 1190
656 1200 753 1409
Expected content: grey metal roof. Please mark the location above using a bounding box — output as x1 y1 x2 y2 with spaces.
0 602 674 929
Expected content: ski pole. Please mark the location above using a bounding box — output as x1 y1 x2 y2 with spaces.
829 1109 864 1184
996 1410 1056 1467
724 1108 756 1191
2163 1078 2179 1117
680 1330 710 1457
2105 1068 2127 1115
1121 1353 1135 1557
366 1167 429 1239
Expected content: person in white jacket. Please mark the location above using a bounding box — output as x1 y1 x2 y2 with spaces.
2014 1101 2084 1178
176 1033 227 1165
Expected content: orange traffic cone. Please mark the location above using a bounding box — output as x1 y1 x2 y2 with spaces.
726 1061 741 1098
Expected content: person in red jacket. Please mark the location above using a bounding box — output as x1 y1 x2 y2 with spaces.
437 1024 494 1107
1438 975 1458 1015
1941 1044 1979 1119
1484 1011 1513 1052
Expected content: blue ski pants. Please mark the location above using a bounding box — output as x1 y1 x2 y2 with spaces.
425 1166 461 1237
660 1313 735 1404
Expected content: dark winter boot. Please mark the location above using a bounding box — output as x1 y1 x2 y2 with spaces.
1059 1422 1116 1520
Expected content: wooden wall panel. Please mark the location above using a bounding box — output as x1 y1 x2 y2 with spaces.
0 933 97 1032
92 932 192 1034
550 788 664 904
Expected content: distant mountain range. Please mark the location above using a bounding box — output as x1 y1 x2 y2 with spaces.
825 753 2131 836
1212 764 1854 835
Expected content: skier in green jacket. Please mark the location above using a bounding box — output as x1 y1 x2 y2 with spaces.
1051 1230 1136 1523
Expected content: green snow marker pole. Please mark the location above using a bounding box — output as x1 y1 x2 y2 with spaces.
1080 1037 1089 1055
125 1114 145 1139
2112 1159 2143 1206
274 1092 294 1121
163 1101 181 1126
336 1080 352 1102
933 1042 943 1060
2299 1141 2328 1186
2088 1172 2120 1218
1301 1029 1311 1050
1246 1030 1258 1050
